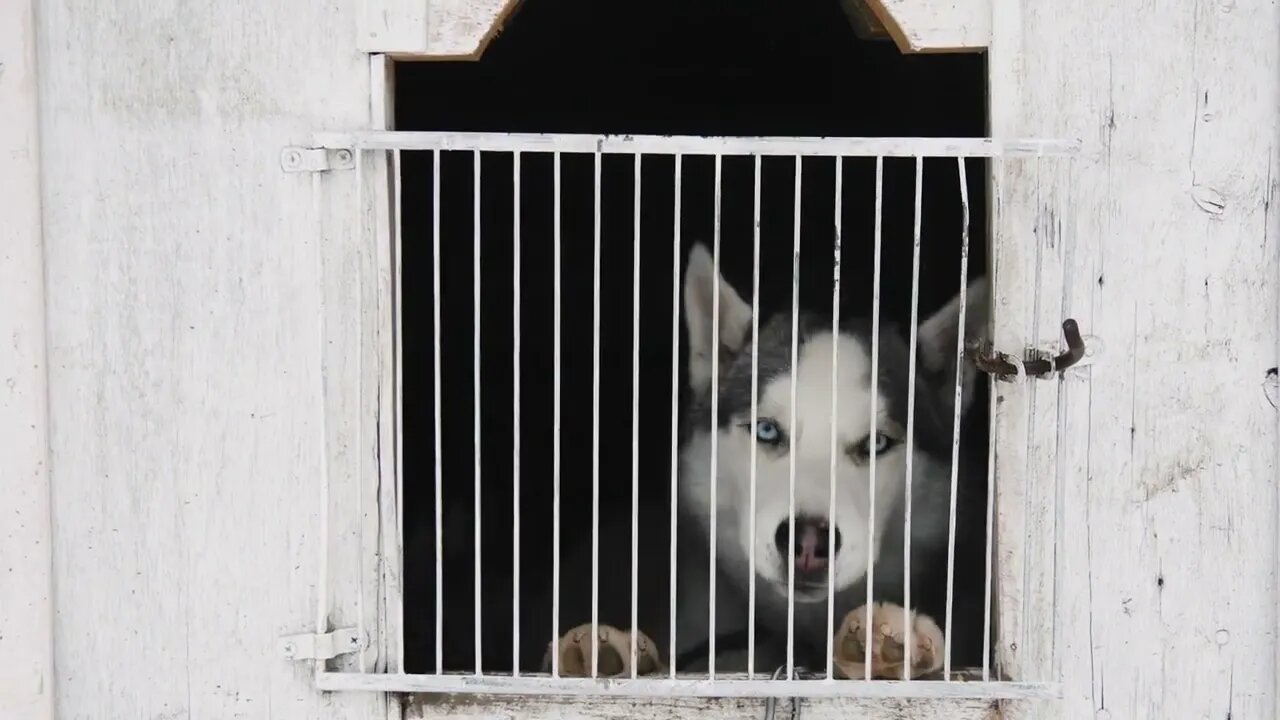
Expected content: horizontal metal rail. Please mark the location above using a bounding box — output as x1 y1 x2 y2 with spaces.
315 671 1061 700
313 130 1080 158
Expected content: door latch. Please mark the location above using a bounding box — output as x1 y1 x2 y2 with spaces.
967 318 1097 382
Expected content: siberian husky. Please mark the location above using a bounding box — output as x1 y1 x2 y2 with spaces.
545 241 991 679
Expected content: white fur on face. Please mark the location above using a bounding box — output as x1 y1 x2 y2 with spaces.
680 331 907 604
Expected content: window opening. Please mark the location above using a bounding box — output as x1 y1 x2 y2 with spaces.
307 0 1079 703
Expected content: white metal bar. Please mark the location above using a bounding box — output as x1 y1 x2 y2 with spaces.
786 155 802 679
312 170 330 677
393 148 406 675
473 149 484 676
943 157 971 680
629 153 642 678
982 160 1000 683
551 151 563 678
315 673 1063 700
590 148 602 679
1051 163 1072 682
746 153 762 679
708 153 723 678
1023 158 1046 674
316 131 1081 159
355 148 368 675
512 150 522 676
983 373 996 683
826 157 843 680
668 154 683 680
864 157 884 679
432 149 445 675
902 156 924 680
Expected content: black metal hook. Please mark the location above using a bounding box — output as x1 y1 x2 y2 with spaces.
967 319 1087 381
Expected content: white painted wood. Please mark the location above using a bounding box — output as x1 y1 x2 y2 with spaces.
361 0 522 58
33 0 388 716
359 0 429 54
860 0 990 53
21 0 1277 718
368 54 406 682
404 695 1002 720
365 59 410 720
986 0 1026 688
989 3 1280 720
316 71 389 680
0 0 55 717
424 0 521 59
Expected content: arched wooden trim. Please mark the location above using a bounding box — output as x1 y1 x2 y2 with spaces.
422 0 524 60
841 0 990 54
368 0 985 58
360 0 524 60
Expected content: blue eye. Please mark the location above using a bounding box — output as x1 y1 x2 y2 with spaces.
754 419 781 444
852 432 895 458
872 433 890 454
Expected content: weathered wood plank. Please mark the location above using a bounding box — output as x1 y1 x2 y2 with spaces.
0 0 55 716
35 0 389 716
991 1 1280 719
859 0 990 53
405 694 1003 720
362 0 523 58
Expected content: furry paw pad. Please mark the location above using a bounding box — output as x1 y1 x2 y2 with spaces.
546 624 663 677
832 602 943 680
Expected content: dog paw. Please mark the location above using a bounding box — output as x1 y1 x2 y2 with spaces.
546 624 664 677
832 602 943 680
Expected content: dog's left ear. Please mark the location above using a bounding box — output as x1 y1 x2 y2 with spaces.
917 276 989 418
684 243 753 401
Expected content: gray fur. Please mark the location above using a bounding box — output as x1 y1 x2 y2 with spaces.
685 313 959 458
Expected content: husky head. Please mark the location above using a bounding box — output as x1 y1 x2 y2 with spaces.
679 243 988 605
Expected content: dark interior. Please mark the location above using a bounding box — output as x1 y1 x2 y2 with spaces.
394 0 989 674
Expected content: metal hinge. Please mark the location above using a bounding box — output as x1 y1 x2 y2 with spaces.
280 146 355 173
279 627 364 661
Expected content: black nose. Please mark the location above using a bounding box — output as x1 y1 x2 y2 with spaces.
775 516 842 572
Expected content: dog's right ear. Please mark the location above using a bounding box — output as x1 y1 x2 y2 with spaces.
917 276 989 418
684 243 753 400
